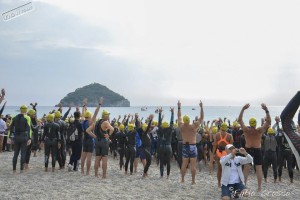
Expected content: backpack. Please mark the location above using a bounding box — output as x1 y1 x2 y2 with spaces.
67 123 78 142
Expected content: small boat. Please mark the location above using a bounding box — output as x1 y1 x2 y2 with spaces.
141 107 147 111
192 108 196 110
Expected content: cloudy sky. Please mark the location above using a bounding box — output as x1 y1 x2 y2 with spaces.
0 0 299 106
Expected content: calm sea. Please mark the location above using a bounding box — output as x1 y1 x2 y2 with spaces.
2 106 298 124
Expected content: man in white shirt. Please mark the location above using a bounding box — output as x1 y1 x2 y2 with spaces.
0 116 7 153
220 144 253 200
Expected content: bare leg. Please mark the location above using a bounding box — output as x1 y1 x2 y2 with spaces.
181 158 189 183
81 152 87 174
94 156 100 177
255 165 263 192
102 157 108 178
217 159 222 188
134 158 138 173
190 158 197 185
243 164 250 186
86 152 92 175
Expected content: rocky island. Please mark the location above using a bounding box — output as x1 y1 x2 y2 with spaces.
58 83 130 107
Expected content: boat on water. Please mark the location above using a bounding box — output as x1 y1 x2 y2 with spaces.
141 107 147 111
192 108 196 110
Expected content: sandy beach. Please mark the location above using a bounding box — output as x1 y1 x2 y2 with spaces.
0 151 299 200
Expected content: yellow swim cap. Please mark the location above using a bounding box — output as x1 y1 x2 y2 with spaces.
69 117 74 123
84 111 92 118
65 118 69 123
55 111 62 118
102 110 110 117
249 118 257 127
128 123 135 131
114 122 118 127
119 124 125 131
267 128 275 135
212 126 218 134
233 121 239 128
20 105 27 113
27 109 36 116
46 114 54 122
221 123 228 131
173 123 178 128
162 121 169 129
142 123 148 131
183 115 190 124
152 121 158 126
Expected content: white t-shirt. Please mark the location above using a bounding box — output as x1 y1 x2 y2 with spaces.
228 159 241 184
0 118 7 134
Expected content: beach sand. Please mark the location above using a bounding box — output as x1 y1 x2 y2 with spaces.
0 151 299 200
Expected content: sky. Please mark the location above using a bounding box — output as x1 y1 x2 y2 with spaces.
0 0 299 106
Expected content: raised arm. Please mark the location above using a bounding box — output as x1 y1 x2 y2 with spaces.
158 107 163 127
62 105 71 121
170 107 174 126
0 101 7 116
177 100 183 126
194 100 204 128
259 103 271 133
238 104 250 132
91 97 104 123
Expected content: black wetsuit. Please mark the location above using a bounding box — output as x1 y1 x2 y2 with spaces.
25 117 38 165
171 127 178 161
125 130 136 174
68 119 83 170
277 130 294 179
175 127 183 169
116 131 127 169
82 120 94 153
157 112 173 177
55 119 67 168
42 122 61 169
9 114 31 171
138 120 152 174
110 128 118 158
94 119 110 157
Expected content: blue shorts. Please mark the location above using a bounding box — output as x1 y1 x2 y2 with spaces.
182 144 197 158
221 182 246 197
137 147 146 160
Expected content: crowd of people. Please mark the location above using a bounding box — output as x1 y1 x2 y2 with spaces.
1 88 300 199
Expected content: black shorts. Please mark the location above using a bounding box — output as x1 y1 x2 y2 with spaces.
82 139 94 153
245 147 262 165
95 139 109 157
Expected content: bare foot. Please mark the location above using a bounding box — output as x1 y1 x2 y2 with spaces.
45 168 48 172
218 183 221 188
102 175 106 179
52 168 55 172
192 181 196 185
13 170 17 175
264 178 267 183
290 178 293 183
278 177 282 182
274 179 277 183
257 188 262 192
181 179 184 183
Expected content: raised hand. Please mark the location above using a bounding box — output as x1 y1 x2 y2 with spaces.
82 98 88 106
243 104 250 110
99 97 104 105
178 100 181 108
199 100 203 107
149 114 154 120
261 103 268 111
1 88 5 96
158 107 163 113
170 107 174 113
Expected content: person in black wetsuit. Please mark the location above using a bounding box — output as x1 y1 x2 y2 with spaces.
41 114 61 172
81 110 96 175
125 123 137 175
54 111 67 169
110 123 119 159
157 107 174 178
137 115 153 177
8 105 32 174
116 124 127 170
24 109 38 170
93 103 114 178
67 112 84 172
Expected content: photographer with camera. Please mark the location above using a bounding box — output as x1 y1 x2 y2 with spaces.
220 144 253 200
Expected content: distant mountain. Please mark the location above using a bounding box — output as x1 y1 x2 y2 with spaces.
58 83 130 107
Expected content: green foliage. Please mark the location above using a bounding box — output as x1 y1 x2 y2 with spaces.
58 83 130 107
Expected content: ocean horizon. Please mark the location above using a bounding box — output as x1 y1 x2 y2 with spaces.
2 106 298 123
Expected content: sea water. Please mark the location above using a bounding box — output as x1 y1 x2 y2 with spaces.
2 106 298 124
